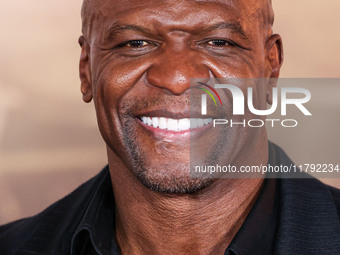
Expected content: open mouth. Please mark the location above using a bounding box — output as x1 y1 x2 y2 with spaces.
136 116 215 141
139 116 213 132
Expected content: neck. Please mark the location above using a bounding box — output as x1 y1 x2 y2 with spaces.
107 149 266 255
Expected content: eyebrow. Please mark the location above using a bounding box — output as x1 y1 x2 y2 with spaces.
102 21 249 42
103 23 152 42
201 21 249 40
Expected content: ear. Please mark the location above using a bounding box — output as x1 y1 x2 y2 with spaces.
78 35 92 103
265 34 284 104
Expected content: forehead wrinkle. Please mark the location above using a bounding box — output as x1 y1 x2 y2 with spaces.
196 0 274 28
81 0 275 40
81 0 100 39
102 20 250 44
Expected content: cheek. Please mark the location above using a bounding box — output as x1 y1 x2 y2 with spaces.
93 58 151 105
90 54 151 152
90 53 155 129
203 50 268 112
204 51 265 79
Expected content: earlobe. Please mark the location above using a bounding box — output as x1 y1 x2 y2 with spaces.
266 34 283 104
78 35 92 103
266 80 276 105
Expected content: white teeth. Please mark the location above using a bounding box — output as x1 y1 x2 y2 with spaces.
167 118 178 131
147 117 152 126
140 117 213 131
197 118 204 128
159 117 167 129
190 118 198 128
179 118 190 131
204 119 211 125
152 117 159 128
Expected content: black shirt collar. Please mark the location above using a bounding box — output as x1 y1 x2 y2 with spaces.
224 142 280 255
224 178 279 255
71 168 120 255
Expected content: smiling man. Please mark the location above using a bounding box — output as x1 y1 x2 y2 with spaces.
79 0 280 194
1 0 340 254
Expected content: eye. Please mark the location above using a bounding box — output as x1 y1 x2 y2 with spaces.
207 39 230 47
125 40 150 48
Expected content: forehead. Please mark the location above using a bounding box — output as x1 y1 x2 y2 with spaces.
83 0 266 38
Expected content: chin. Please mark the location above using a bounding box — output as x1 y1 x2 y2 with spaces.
128 157 213 194
136 167 214 194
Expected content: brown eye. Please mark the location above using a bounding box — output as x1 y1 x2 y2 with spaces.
126 40 149 48
207 39 229 47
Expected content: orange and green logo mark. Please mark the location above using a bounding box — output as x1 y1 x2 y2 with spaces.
196 82 223 106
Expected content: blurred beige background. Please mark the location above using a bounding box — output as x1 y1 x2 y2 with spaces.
0 0 339 224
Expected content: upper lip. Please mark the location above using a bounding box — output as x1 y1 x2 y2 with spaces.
134 109 217 119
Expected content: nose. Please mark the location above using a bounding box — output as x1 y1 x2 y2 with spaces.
146 47 210 95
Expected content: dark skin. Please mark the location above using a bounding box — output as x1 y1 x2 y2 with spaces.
79 0 283 254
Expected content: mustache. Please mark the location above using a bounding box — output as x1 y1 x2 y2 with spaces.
119 94 231 119
120 94 191 115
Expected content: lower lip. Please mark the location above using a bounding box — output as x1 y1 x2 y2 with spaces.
136 118 213 141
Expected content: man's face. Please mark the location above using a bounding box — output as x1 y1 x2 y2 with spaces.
80 0 281 193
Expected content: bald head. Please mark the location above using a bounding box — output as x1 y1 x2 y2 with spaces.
267 0 275 26
81 0 97 39
80 0 274 39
